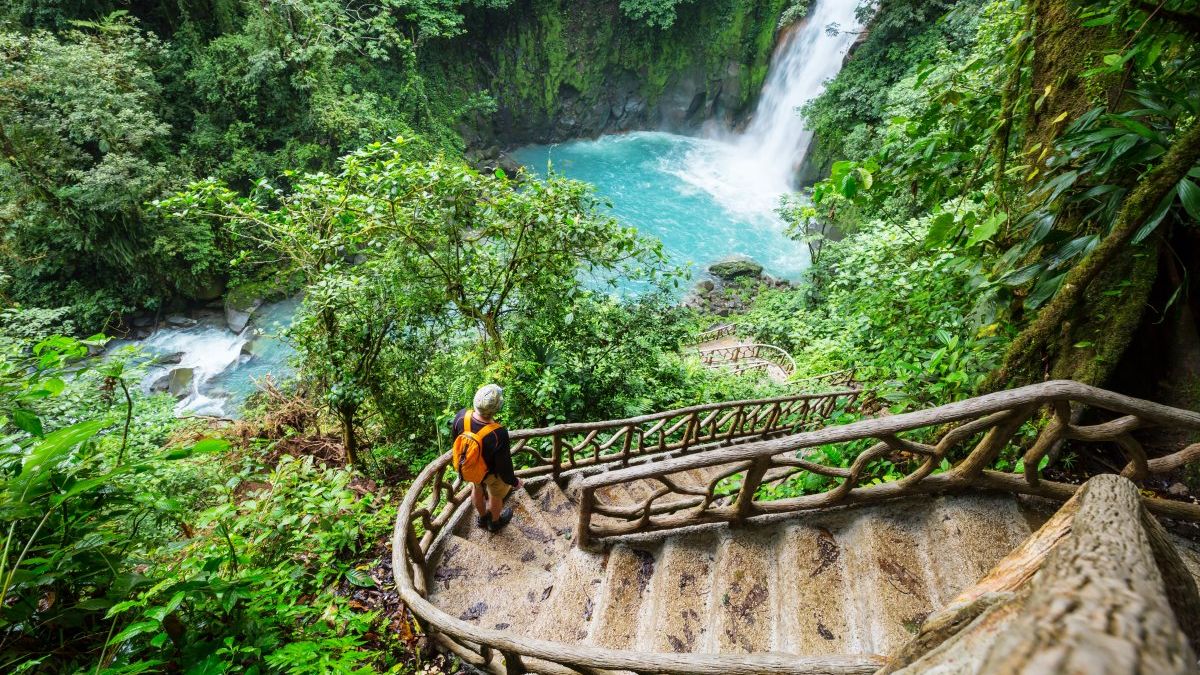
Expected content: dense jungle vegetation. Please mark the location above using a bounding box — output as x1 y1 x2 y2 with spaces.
1 0 1198 672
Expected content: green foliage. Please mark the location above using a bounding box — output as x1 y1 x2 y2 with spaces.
0 332 235 672
743 216 1008 408
106 455 398 673
0 18 225 326
619 0 693 28
801 0 977 164
158 139 672 466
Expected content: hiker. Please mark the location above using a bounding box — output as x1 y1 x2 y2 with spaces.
451 384 520 532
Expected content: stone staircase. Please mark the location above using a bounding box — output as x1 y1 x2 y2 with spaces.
426 467 1041 660
398 381 1200 673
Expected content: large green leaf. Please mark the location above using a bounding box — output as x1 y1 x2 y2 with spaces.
1178 177 1200 222
11 419 108 494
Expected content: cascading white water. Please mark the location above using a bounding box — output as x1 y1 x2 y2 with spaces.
671 0 863 217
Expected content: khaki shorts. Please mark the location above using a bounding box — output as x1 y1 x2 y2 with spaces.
481 473 511 503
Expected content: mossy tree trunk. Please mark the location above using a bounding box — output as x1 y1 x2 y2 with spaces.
985 120 1200 391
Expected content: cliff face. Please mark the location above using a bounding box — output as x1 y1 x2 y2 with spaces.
443 0 789 148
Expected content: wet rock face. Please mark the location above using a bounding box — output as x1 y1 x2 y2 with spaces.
225 296 262 333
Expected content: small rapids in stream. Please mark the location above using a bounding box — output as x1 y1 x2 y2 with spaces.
109 298 298 418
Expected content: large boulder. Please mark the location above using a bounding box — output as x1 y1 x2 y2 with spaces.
193 276 226 302
707 256 764 281
167 367 194 398
225 296 263 333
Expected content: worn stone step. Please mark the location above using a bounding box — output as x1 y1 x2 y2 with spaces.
459 488 566 574
843 504 941 654
525 545 608 644
639 532 719 653
775 518 863 655
709 528 777 654
924 493 1034 599
530 480 577 540
589 543 660 649
427 535 553 633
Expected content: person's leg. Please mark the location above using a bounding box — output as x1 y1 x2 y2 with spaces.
483 475 513 531
472 482 487 517
485 475 511 520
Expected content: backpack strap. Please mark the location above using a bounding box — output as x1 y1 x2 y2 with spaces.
475 422 502 442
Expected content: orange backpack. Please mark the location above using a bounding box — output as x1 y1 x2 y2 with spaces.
452 410 501 484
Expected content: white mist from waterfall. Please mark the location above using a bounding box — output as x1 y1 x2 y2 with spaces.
670 0 863 217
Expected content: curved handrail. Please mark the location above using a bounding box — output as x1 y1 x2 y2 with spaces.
698 342 798 376
690 322 737 344
574 380 1200 547
392 389 874 674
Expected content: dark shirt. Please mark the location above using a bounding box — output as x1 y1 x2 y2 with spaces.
450 408 517 486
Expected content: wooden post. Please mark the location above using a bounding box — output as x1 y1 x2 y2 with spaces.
734 457 771 521
621 425 633 466
680 413 698 454
501 650 527 675
551 432 562 484
576 486 595 551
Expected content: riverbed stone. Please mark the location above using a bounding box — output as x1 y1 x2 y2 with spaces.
696 279 715 295
708 256 763 281
157 351 184 366
167 367 194 398
225 297 263 333
166 314 196 328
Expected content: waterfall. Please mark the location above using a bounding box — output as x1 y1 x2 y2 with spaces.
671 0 862 218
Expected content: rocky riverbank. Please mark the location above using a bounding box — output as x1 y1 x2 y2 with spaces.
683 255 791 316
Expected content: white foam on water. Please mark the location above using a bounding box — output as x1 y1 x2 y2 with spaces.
138 324 248 416
672 0 863 218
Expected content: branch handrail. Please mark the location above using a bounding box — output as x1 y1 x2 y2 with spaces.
573 380 1200 548
393 387 873 674
698 342 798 376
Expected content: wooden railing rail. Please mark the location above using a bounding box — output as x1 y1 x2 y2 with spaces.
392 389 874 674
690 322 737 344
698 342 798 376
881 474 1200 672
574 380 1200 548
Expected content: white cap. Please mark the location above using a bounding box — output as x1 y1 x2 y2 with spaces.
473 384 504 417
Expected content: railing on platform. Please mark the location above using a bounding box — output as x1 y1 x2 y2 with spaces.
574 380 1200 548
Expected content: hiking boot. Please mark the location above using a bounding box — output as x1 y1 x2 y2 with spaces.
476 513 491 529
488 507 513 533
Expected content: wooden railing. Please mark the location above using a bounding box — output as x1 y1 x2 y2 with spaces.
691 322 736 344
697 342 798 377
574 380 1200 548
391 389 872 675
882 474 1200 672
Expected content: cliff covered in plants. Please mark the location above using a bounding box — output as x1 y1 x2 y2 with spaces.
443 0 791 146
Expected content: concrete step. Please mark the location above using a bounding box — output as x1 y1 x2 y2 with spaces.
843 504 941 654
589 543 660 649
428 535 553 633
775 518 864 655
530 481 576 539
709 528 777 654
458 487 566 574
427 487 1045 662
639 531 719 653
923 493 1033 600
525 545 608 643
